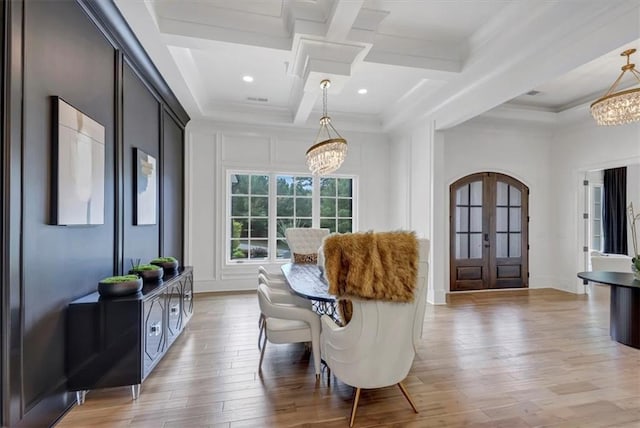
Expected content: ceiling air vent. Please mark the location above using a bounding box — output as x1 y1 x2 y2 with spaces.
247 96 268 103
525 90 541 96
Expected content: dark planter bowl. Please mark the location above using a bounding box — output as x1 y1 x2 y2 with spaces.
98 277 143 297
129 267 164 282
150 260 179 272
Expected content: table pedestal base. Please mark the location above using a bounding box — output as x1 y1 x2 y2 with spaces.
610 286 640 349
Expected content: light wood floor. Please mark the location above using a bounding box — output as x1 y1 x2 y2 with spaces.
58 288 640 427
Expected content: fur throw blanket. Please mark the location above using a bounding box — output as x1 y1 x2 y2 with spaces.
323 231 419 302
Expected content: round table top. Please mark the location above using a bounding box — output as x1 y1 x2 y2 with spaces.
281 263 335 303
577 271 640 289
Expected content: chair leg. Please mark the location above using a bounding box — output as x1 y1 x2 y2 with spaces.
397 382 418 413
258 315 265 350
258 334 267 372
349 387 361 427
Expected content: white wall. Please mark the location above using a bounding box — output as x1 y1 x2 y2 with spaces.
185 120 392 292
437 120 555 294
626 163 640 256
388 122 433 236
551 119 640 292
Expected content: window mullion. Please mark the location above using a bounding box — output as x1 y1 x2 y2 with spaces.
312 176 320 228
269 173 277 262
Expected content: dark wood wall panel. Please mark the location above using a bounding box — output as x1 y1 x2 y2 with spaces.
122 64 161 269
162 110 185 263
1 1 189 426
22 0 115 414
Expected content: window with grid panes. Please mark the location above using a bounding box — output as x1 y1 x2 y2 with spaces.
228 173 355 263
229 174 269 261
320 177 353 234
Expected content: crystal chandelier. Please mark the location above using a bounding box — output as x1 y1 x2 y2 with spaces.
591 48 640 126
306 79 347 175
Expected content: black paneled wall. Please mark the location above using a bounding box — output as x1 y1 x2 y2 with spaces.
22 0 116 416
1 1 188 426
122 63 161 268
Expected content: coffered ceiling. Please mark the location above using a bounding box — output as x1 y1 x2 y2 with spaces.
115 0 640 131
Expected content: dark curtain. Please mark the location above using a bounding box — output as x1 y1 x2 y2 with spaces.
603 167 627 254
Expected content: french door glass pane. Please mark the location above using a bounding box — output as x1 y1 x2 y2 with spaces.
496 207 508 232
496 233 508 258
510 186 521 205
469 207 482 232
509 208 521 231
510 233 521 257
456 185 469 205
469 233 482 259
456 207 469 232
456 234 468 259
497 181 508 205
470 181 482 205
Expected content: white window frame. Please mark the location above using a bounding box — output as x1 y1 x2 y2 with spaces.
590 183 604 253
226 170 358 264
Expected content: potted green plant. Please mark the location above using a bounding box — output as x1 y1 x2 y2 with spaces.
98 274 142 297
150 256 179 271
129 259 164 282
629 202 640 280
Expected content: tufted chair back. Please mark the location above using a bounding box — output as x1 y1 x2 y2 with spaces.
285 228 329 261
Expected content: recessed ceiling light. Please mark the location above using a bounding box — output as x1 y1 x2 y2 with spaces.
357 88 368 95
243 75 254 83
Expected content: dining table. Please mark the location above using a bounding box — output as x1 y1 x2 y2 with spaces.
281 263 340 323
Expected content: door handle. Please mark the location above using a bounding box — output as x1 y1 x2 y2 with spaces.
484 233 490 247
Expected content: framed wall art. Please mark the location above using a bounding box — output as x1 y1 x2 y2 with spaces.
52 97 105 225
134 148 157 225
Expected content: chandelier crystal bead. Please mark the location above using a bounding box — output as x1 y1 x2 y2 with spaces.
306 80 347 175
591 49 640 126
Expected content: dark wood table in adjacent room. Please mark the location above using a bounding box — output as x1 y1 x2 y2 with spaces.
577 271 640 349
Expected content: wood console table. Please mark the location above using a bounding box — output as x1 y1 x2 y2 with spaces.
577 271 640 349
67 267 193 403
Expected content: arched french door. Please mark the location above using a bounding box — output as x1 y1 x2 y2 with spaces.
450 172 529 291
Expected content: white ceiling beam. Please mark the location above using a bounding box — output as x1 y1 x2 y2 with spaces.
325 0 365 41
383 0 640 131
113 0 202 118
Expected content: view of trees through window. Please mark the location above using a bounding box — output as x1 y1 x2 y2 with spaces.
229 172 355 262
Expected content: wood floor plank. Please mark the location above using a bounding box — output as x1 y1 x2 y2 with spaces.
58 289 640 427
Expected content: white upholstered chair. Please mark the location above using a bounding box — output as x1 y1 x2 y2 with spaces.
257 283 322 378
257 272 311 350
258 265 287 285
285 228 329 261
320 239 429 426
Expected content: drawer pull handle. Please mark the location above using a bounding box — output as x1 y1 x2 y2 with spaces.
149 321 161 336
170 304 179 315
183 290 192 300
